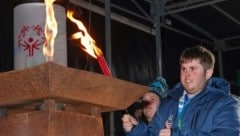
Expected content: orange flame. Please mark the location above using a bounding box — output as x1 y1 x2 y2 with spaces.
67 10 103 59
67 10 112 76
43 0 58 61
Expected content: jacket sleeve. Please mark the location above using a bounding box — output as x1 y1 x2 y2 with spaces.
125 115 164 136
124 122 153 136
171 95 240 136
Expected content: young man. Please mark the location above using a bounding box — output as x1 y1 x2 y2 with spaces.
122 76 168 134
123 46 240 136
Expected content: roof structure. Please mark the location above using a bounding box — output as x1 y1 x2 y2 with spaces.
69 0 240 52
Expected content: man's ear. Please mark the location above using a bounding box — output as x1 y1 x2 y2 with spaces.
206 69 213 80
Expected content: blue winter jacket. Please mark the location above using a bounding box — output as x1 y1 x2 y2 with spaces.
126 77 240 136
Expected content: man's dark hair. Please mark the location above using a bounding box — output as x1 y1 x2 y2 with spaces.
179 45 215 70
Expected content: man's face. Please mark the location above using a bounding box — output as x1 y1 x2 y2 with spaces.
142 92 160 122
180 59 210 95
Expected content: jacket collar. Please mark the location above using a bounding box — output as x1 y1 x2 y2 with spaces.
167 77 230 100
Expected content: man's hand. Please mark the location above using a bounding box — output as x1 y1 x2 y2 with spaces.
121 114 138 132
159 120 171 136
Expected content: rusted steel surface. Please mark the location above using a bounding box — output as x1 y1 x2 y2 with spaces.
0 62 149 136
0 110 104 136
0 62 149 113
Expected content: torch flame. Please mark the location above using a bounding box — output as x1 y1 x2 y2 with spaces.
67 10 103 59
43 0 58 61
67 10 112 76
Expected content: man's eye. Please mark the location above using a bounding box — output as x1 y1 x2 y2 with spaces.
191 67 196 71
181 67 187 72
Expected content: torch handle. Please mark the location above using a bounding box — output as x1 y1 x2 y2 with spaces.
97 56 112 77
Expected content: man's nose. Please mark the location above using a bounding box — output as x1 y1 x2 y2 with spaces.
183 69 191 76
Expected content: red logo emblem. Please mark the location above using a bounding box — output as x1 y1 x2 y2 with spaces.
18 25 46 57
